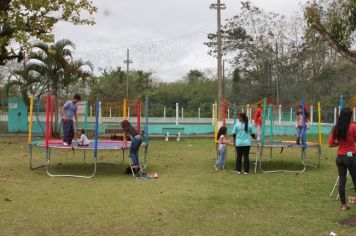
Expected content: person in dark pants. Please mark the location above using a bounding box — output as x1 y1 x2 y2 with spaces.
232 112 256 175
329 107 356 211
121 120 143 175
62 94 81 145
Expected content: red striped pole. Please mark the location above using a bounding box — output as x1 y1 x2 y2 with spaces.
45 93 50 149
49 95 54 139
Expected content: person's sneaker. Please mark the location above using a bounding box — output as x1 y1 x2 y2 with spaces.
63 142 68 146
244 172 249 175
141 173 151 179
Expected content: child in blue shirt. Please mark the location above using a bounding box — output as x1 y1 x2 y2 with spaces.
62 94 81 145
232 112 256 174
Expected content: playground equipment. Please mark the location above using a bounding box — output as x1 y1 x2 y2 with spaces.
219 97 322 174
28 93 149 178
254 98 322 173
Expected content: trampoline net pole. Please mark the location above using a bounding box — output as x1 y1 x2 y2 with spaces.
318 101 322 145
28 96 34 145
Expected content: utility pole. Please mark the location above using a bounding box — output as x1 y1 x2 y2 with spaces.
210 0 226 114
223 59 226 100
124 49 133 99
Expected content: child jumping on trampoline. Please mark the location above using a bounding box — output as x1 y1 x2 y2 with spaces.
295 105 310 145
329 107 356 211
62 94 81 145
232 112 256 175
77 129 90 146
215 126 228 170
121 120 144 176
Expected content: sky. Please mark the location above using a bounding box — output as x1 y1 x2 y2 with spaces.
53 0 307 81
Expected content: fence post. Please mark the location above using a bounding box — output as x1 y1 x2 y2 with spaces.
278 104 282 125
181 107 184 119
212 103 215 125
290 107 293 124
90 106 93 117
109 107 112 118
310 105 313 124
198 107 201 119
164 106 166 119
227 108 230 120
334 107 337 124
128 107 130 118
247 104 250 122
176 103 179 125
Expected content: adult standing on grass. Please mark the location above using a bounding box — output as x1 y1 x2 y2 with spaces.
328 107 356 211
232 112 256 175
62 94 81 145
121 120 143 175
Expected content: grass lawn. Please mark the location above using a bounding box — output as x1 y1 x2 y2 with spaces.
1 135 356 235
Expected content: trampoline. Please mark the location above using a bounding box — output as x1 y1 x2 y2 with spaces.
29 139 148 178
28 94 150 179
252 140 321 173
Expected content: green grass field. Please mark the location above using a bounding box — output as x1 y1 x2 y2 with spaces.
1 135 356 235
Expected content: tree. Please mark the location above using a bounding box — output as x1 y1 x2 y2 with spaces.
90 67 154 101
304 0 356 64
27 39 93 133
230 68 240 100
206 1 287 104
0 0 97 65
5 64 44 106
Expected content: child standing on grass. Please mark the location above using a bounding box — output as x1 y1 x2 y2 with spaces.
215 126 228 170
232 112 256 175
77 129 90 146
328 107 356 211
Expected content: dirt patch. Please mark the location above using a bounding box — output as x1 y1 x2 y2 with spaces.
339 215 356 227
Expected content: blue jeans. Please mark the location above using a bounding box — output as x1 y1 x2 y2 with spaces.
216 146 226 169
296 126 303 144
62 119 74 145
130 135 142 166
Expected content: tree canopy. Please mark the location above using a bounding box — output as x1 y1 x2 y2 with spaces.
0 0 97 65
304 0 356 64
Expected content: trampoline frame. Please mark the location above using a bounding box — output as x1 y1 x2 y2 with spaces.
253 141 321 174
29 140 148 179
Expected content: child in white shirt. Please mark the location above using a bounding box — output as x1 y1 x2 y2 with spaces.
77 129 90 146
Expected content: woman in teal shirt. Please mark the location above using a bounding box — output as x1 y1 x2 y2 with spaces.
232 112 256 174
